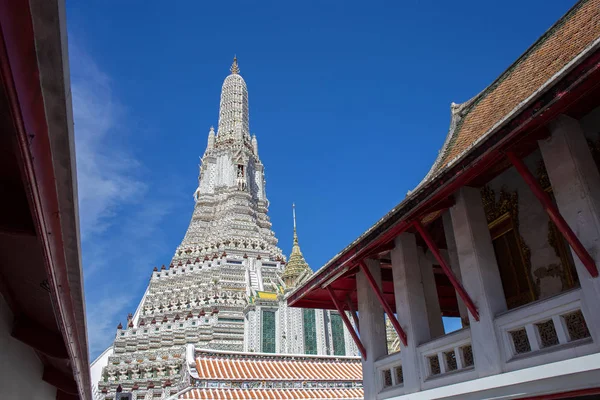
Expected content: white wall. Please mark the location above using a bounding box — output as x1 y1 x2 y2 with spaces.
0 294 57 399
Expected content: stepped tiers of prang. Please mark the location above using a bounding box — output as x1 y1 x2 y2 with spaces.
91 58 359 400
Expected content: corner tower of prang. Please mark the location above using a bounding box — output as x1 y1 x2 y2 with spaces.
174 57 284 264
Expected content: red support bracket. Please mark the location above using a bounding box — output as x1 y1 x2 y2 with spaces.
326 286 367 360
345 294 360 334
507 152 598 277
358 261 408 346
413 221 480 321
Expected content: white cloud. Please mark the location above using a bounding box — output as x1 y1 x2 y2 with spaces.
71 45 146 241
70 43 183 357
86 293 133 357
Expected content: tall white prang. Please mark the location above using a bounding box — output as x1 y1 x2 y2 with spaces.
90 58 359 400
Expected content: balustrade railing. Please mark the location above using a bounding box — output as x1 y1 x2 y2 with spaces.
374 351 403 396
495 288 594 371
417 327 476 390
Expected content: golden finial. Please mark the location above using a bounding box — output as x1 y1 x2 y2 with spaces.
230 56 240 75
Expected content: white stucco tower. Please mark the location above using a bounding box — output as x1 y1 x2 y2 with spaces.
185 56 281 260
90 59 358 399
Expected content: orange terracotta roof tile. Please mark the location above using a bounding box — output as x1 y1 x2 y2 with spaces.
195 355 362 381
179 388 365 400
436 0 600 172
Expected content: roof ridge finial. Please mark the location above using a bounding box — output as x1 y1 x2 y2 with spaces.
230 55 240 75
292 203 298 244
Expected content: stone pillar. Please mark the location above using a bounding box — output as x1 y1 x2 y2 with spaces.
356 258 387 399
540 114 600 341
442 212 470 326
390 233 431 393
450 187 507 376
419 248 444 338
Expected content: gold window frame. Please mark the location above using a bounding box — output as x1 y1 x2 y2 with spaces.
482 186 536 309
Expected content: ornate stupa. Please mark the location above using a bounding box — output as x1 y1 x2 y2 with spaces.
90 58 359 400
281 204 312 288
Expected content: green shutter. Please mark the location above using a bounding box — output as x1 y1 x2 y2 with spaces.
262 310 276 353
303 309 317 355
331 312 346 356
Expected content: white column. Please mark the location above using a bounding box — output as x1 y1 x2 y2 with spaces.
450 187 507 376
540 114 600 341
391 233 431 393
419 248 444 338
442 212 470 326
356 259 387 399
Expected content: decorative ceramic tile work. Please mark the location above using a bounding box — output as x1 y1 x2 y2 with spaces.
563 310 591 341
510 328 531 354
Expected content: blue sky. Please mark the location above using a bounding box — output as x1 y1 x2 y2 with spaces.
67 0 578 359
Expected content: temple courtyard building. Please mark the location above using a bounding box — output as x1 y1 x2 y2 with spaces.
289 1 600 399
90 58 361 400
0 0 92 399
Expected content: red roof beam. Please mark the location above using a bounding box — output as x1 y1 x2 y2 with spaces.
345 294 360 334
326 286 367 360
507 151 598 277
413 220 480 321
358 261 408 346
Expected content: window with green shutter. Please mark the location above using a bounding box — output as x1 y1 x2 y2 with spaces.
262 310 276 353
331 312 346 355
303 309 317 355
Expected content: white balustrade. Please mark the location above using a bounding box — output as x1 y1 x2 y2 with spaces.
417 327 476 390
495 288 595 371
374 351 404 398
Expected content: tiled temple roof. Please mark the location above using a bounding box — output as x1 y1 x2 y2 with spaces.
180 388 364 399
177 350 363 399
432 0 600 174
195 356 362 381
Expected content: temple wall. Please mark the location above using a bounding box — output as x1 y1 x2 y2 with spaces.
486 151 567 299
485 105 600 300
0 294 57 399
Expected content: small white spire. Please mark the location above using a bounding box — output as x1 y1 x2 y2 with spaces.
293 203 297 228
207 126 215 149
252 134 258 155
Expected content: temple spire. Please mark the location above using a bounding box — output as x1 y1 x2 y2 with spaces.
216 57 249 144
293 203 298 245
230 56 240 75
282 203 311 288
